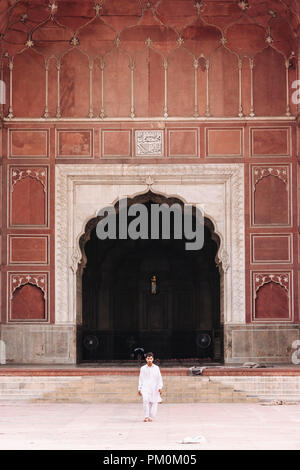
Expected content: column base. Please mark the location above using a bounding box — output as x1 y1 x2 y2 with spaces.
224 324 300 364
0 324 76 364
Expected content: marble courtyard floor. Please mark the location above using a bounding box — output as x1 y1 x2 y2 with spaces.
0 402 299 450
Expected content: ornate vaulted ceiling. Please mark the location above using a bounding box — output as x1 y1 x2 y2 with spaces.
0 0 298 119
0 0 299 60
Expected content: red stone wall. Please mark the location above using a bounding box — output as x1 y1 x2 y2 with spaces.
0 124 55 323
0 0 299 328
0 120 298 325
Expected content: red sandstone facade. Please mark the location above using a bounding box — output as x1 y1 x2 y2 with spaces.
0 0 299 363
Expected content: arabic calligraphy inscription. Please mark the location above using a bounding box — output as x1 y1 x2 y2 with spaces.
135 130 163 157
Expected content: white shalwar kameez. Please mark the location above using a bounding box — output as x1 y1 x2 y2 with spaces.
138 363 163 420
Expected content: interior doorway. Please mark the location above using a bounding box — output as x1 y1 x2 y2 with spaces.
77 192 222 362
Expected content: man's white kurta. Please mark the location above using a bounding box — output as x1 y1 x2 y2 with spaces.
138 364 163 403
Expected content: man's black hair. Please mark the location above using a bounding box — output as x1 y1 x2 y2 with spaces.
145 352 154 358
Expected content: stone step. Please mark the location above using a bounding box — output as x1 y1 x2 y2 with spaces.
208 377 300 401
30 376 258 403
259 395 300 402
1 373 300 403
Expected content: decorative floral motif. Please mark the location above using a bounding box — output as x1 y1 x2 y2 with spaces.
238 1 249 10
268 10 277 18
20 14 28 23
48 2 58 15
70 36 80 46
253 166 288 189
94 2 102 15
218 249 230 273
254 273 289 295
194 2 204 14
145 175 155 188
11 168 47 192
25 38 34 48
11 274 47 299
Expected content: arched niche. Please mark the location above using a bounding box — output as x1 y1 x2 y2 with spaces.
12 48 46 118
60 47 90 117
253 47 286 116
133 46 165 117
11 283 45 321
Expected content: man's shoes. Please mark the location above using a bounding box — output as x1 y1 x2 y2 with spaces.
144 417 150 422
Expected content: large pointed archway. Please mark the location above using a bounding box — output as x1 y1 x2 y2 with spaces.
55 163 245 364
77 192 222 362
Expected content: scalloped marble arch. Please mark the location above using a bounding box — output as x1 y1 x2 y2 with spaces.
77 189 222 270
55 163 245 327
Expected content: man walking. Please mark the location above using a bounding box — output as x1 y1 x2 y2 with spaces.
138 352 163 422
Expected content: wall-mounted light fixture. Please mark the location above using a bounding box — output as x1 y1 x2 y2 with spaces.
150 275 157 295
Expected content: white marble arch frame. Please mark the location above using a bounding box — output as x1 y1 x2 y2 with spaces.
55 163 245 327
